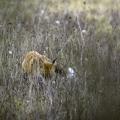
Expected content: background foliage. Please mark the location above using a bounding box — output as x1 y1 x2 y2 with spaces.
0 0 120 120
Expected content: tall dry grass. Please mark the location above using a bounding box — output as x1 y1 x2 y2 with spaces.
0 1 120 120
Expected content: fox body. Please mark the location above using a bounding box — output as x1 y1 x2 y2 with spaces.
22 51 56 82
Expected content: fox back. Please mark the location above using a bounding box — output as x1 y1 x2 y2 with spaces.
22 51 56 82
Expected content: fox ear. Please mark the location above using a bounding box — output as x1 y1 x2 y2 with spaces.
52 58 57 64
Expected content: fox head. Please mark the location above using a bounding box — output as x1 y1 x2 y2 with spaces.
22 51 57 82
41 58 57 80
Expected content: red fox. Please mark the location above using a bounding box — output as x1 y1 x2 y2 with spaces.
22 51 57 82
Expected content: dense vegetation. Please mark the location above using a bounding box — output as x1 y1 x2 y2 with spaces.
0 0 120 120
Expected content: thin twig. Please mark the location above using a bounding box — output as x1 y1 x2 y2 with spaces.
59 29 78 54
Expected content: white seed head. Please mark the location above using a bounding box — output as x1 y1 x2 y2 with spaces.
82 30 87 33
9 51 12 55
67 67 75 78
68 67 75 74
55 20 60 24
41 10 45 15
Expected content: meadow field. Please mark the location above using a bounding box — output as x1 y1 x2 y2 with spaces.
0 0 120 120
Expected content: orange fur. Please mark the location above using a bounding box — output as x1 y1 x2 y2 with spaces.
22 51 56 82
